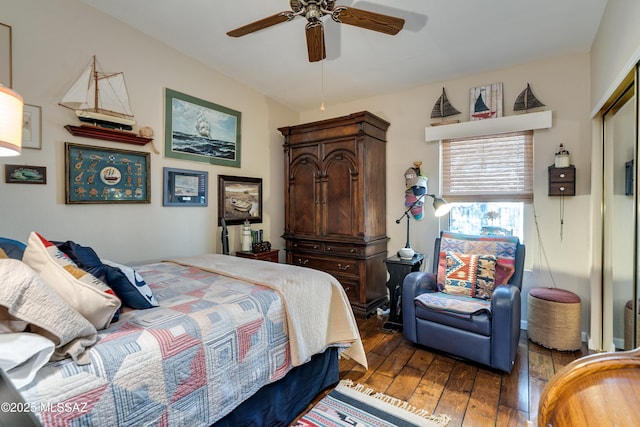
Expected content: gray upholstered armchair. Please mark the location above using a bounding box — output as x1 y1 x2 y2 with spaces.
402 231 525 373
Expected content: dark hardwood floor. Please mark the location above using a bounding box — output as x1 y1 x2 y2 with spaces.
336 314 593 427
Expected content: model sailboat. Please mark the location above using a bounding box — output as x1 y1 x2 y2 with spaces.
430 87 461 125
513 83 545 112
60 55 136 129
60 56 152 146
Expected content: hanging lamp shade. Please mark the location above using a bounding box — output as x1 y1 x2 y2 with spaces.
0 85 24 156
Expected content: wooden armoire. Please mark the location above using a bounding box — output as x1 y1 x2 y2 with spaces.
279 111 389 317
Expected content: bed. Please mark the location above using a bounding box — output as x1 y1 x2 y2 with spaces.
0 233 367 426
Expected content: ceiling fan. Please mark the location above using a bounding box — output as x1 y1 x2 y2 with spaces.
227 0 405 62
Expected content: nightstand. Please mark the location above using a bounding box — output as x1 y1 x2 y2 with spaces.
383 253 424 331
235 249 279 263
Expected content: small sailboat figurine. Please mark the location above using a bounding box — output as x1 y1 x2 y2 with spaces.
430 87 461 125
514 83 545 112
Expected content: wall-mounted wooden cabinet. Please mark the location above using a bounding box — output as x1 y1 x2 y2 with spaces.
548 165 575 196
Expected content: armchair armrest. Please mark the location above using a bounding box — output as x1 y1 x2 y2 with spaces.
490 284 522 372
402 271 438 342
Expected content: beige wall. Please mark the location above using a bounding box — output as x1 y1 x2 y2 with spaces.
300 53 593 333
591 0 640 111
0 0 297 264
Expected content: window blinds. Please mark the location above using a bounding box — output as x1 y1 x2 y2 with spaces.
441 130 533 202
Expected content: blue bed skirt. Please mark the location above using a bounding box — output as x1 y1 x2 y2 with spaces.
214 347 340 427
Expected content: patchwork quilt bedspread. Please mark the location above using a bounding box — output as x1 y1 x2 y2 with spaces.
19 261 294 426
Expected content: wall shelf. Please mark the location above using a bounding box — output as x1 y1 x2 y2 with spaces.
65 124 153 146
425 110 553 141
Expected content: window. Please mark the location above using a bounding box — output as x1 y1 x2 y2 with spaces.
441 131 533 240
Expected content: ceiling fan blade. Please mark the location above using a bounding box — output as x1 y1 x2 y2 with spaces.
227 12 293 37
305 21 326 62
332 6 405 35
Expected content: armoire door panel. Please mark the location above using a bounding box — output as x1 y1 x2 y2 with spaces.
324 158 356 237
289 160 319 236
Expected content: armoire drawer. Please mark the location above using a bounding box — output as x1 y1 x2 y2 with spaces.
288 240 323 252
290 253 359 279
325 242 364 257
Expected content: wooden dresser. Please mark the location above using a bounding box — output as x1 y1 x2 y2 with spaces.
279 111 389 317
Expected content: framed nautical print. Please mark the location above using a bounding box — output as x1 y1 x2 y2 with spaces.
65 142 150 204
163 167 208 207
217 175 262 225
469 82 503 121
22 104 42 149
164 88 241 167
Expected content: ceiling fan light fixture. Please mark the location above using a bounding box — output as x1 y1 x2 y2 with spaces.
228 1 405 61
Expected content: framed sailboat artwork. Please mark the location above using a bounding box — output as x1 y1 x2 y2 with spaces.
469 83 503 121
164 89 241 167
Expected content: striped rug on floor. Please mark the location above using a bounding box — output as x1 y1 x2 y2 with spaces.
292 380 450 427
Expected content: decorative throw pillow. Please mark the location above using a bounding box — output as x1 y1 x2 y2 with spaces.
22 232 121 330
443 251 497 299
101 260 159 309
0 248 8 259
474 254 498 300
0 237 27 260
443 252 479 297
55 240 106 282
495 263 515 286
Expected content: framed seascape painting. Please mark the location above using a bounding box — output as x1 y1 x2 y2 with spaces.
164 88 241 167
217 175 262 225
65 142 150 204
163 167 208 207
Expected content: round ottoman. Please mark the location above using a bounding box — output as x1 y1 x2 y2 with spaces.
528 287 582 351
623 300 639 350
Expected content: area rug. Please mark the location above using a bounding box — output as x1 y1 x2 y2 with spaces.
292 380 451 427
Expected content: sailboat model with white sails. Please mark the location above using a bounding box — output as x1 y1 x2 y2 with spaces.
60 55 136 130
60 56 152 145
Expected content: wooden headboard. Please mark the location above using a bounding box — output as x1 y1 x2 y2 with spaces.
537 347 640 426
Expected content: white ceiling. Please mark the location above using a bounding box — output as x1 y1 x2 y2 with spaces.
80 0 608 112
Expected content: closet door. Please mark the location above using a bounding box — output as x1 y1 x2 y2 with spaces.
602 65 639 351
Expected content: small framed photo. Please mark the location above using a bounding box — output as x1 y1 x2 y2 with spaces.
164 88 241 167
65 142 150 204
218 175 262 225
163 167 208 206
22 104 42 149
4 164 46 184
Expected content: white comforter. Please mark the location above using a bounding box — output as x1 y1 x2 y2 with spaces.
169 254 368 369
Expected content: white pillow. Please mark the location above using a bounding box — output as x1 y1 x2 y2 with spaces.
22 232 121 330
0 333 54 389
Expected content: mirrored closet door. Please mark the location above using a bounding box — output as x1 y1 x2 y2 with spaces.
602 64 639 351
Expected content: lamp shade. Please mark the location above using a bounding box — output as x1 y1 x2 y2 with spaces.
0 85 24 156
432 196 452 217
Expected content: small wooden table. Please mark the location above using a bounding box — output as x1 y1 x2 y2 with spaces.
383 253 424 331
235 249 279 263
